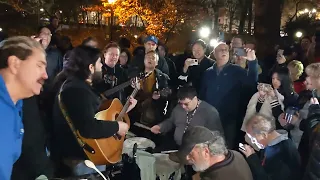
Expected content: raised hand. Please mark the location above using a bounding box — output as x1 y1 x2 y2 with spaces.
245 48 256 61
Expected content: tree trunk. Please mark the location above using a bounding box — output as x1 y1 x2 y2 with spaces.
213 6 220 37
254 0 284 59
229 15 233 33
247 0 253 34
238 0 247 34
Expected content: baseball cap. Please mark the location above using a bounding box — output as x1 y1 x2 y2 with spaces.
144 36 158 44
177 126 216 163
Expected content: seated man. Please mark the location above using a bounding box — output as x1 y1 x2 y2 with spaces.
176 126 253 180
151 86 223 146
240 113 301 180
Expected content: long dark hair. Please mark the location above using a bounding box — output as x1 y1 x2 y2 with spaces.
273 68 295 98
63 45 101 80
120 48 132 64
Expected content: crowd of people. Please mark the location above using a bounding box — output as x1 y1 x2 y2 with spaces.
1 16 320 180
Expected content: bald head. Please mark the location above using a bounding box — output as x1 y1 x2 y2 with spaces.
214 43 229 65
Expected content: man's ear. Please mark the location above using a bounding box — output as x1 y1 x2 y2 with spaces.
89 64 94 74
7 56 21 75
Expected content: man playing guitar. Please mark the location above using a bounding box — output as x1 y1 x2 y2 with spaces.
50 45 137 177
131 50 170 127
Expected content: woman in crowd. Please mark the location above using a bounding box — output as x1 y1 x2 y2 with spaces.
287 60 305 94
270 68 298 126
119 48 131 69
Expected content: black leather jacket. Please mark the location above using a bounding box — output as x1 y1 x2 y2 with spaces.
303 104 320 180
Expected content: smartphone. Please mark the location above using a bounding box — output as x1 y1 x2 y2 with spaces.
239 143 246 151
189 59 199 66
312 89 318 98
257 83 272 92
234 48 246 57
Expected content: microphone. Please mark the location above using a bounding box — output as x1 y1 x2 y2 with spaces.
84 160 108 180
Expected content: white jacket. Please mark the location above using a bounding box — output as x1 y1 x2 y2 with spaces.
241 90 285 131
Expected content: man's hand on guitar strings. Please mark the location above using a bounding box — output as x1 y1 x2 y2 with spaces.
127 96 138 113
117 121 129 137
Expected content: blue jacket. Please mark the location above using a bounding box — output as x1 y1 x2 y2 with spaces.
0 75 24 180
200 61 258 116
199 61 258 148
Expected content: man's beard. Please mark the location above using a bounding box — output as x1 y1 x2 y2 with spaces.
91 71 103 85
192 154 211 172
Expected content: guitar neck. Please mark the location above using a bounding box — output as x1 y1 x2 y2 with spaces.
117 88 139 119
101 81 131 98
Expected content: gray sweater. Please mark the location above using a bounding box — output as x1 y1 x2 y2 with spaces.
159 101 223 145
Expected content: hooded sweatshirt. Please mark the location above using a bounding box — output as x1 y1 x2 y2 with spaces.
0 75 24 180
246 130 301 180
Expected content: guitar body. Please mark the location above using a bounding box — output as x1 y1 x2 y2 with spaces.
80 98 130 165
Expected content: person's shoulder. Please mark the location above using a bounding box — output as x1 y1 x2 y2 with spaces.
61 78 92 95
203 56 215 64
155 69 170 79
201 101 217 110
47 46 62 56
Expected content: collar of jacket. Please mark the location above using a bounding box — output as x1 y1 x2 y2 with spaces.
268 130 289 146
202 150 234 173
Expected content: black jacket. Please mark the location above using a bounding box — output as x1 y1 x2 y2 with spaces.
50 77 119 160
178 56 214 93
303 104 320 180
135 69 170 126
44 47 63 92
11 96 54 180
93 64 129 104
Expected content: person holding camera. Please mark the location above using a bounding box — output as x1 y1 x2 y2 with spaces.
177 39 214 93
200 42 258 149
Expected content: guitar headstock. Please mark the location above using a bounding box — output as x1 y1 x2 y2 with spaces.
138 71 152 80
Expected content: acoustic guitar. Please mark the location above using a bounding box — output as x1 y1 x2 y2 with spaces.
79 73 150 165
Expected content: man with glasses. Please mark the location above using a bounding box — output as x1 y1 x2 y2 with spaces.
240 113 301 180
200 42 258 149
151 86 223 146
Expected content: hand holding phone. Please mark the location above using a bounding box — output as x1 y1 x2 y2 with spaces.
189 59 198 66
239 143 246 151
234 48 246 57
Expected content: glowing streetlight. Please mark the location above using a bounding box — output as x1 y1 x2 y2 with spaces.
40 8 44 12
199 27 210 38
295 31 303 38
108 0 117 3
134 35 138 39
210 39 218 47
312 8 317 13
59 10 63 13
0 28 2 32
304 8 309 13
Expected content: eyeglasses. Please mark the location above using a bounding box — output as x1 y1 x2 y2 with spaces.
178 100 192 106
